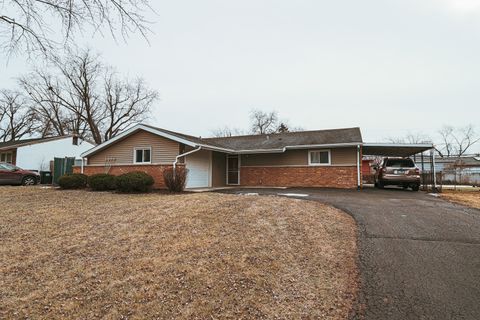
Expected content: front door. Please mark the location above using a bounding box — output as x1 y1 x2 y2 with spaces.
227 155 240 185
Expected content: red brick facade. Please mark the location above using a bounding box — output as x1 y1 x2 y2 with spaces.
240 166 358 188
73 164 184 189
75 163 358 189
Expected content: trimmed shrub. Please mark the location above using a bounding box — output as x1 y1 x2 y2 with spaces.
115 171 154 193
88 173 116 191
163 166 188 192
58 173 88 189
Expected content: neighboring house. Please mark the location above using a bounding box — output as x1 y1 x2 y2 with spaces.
0 136 95 172
78 124 364 189
420 155 480 186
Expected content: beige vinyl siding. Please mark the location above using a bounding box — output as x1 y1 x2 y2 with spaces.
331 147 357 165
211 151 227 187
241 150 308 166
240 147 357 167
88 130 180 165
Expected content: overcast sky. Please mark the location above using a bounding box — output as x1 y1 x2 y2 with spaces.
1 0 479 151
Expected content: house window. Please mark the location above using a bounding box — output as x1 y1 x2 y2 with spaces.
0 152 13 164
308 150 331 165
134 148 151 164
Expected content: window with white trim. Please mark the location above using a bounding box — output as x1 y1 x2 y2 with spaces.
308 150 331 165
0 152 13 164
134 147 151 164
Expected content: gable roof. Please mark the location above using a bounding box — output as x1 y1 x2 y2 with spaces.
204 127 363 152
80 124 235 158
81 124 363 158
0 136 75 151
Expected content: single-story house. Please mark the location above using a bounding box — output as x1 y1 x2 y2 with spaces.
0 136 95 172
78 124 435 189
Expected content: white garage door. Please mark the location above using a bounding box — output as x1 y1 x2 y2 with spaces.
186 150 211 188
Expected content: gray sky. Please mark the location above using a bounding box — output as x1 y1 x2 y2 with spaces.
2 0 480 151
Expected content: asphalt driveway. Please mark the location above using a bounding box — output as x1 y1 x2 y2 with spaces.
217 187 480 320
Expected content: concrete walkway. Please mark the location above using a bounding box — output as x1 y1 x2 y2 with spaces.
217 187 480 320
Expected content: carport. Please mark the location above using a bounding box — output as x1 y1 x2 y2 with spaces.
361 143 437 191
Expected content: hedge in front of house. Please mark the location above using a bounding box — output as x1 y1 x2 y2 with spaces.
58 173 88 189
115 171 155 193
88 173 116 191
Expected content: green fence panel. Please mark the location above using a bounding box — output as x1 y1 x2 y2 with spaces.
53 157 75 185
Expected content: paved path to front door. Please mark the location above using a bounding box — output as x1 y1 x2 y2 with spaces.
217 187 480 320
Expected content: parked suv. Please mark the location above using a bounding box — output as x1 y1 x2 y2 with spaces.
374 157 421 191
0 162 40 186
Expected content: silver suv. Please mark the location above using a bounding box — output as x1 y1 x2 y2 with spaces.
374 157 421 191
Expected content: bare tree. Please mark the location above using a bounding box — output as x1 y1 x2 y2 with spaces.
387 132 431 144
211 126 245 138
19 48 158 144
452 125 480 157
0 0 153 57
250 109 278 135
19 70 87 138
211 110 303 137
276 122 303 133
437 125 480 157
102 72 157 141
0 90 36 141
437 126 454 157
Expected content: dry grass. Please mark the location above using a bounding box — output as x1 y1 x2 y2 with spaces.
442 190 480 209
0 187 358 319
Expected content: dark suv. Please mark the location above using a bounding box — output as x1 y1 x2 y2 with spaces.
374 157 421 191
0 162 40 186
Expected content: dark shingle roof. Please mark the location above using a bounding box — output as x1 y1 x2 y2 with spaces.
203 127 363 151
81 124 363 158
0 136 72 150
142 124 207 145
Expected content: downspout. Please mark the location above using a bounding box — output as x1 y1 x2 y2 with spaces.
357 144 361 190
432 147 437 192
173 146 202 174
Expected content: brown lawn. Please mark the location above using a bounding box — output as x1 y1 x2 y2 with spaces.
442 190 480 209
0 187 358 319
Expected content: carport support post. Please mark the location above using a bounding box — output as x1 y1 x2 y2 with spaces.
421 152 425 189
356 144 361 190
432 148 437 192
81 157 85 174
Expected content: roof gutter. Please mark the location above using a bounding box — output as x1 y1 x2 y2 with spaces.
196 143 235 153
233 142 364 154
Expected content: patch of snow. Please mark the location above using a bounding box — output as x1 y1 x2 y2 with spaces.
278 193 309 198
428 193 440 197
240 193 259 196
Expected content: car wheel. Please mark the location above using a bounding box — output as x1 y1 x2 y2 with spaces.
22 176 37 186
411 184 420 192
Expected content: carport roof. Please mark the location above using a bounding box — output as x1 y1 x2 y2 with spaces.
363 143 434 157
